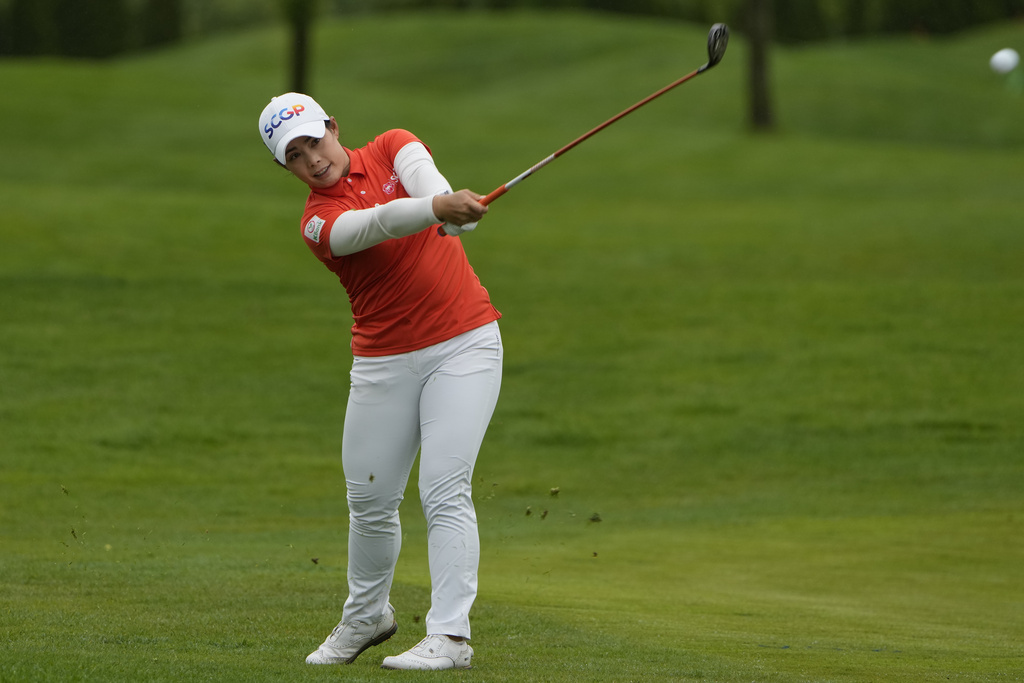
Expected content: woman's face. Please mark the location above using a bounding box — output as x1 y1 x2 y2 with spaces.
283 117 350 188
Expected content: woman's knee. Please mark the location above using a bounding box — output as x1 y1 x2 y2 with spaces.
347 483 403 535
419 465 474 521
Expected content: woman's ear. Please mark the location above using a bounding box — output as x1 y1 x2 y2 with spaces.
327 116 340 138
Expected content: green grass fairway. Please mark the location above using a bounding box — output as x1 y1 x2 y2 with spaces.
2 10 1022 682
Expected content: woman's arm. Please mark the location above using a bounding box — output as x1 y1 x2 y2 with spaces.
394 141 453 197
328 195 439 257
397 142 488 235
327 142 485 256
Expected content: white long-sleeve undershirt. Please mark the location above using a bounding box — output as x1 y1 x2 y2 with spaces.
327 142 453 257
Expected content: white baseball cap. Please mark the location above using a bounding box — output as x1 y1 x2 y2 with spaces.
258 92 329 164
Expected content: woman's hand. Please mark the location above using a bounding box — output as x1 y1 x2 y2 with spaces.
433 189 488 227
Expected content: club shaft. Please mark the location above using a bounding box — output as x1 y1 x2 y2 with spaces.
438 60 712 234
481 65 702 206
480 154 554 205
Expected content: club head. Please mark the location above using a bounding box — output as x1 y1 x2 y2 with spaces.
699 23 729 72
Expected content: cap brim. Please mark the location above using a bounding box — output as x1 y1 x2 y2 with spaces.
274 120 327 164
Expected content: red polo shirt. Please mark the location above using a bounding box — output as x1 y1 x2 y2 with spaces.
299 129 500 356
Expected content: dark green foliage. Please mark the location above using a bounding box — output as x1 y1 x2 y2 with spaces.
574 0 1024 42
3 0 132 58
1 0 1022 58
53 0 130 58
140 0 184 49
879 0 1024 35
5 0 59 55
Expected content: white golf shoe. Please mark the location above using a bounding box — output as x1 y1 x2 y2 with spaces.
381 634 473 670
305 603 398 665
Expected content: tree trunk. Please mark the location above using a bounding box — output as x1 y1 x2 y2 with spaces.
285 0 314 93
746 0 774 131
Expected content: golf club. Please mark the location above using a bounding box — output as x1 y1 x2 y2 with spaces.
439 23 729 235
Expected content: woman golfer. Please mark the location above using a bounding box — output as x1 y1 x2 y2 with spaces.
258 93 502 670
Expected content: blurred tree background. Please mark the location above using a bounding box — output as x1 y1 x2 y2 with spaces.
1 0 1021 59
0 0 1019 132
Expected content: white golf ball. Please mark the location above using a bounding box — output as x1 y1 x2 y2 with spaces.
990 48 1020 74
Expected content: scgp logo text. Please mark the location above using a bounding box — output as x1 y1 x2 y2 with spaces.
264 104 306 139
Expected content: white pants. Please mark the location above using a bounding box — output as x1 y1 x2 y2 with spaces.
340 321 502 639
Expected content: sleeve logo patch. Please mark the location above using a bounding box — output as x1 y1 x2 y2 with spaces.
304 215 326 243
